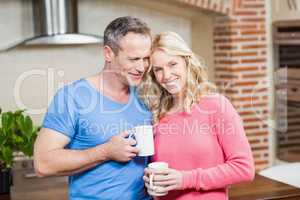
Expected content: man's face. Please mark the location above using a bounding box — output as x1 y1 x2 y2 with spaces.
109 33 152 86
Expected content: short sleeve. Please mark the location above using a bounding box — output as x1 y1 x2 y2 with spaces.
42 85 77 138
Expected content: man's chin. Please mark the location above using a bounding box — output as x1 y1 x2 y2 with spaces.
125 79 140 87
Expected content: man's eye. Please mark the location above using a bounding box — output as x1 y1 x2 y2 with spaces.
170 62 177 66
153 68 162 72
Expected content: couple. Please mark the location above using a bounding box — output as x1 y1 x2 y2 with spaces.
33 16 255 200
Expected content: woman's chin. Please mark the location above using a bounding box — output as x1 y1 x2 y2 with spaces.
166 88 182 95
163 83 185 95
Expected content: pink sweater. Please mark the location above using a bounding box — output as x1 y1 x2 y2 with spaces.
152 94 255 200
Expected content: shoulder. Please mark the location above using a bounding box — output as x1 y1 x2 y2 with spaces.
51 78 91 107
54 79 82 96
196 93 231 111
195 93 241 123
132 87 151 111
63 78 98 98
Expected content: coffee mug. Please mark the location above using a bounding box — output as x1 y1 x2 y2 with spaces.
129 125 154 157
147 162 169 197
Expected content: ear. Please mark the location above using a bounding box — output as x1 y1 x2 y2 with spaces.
103 45 115 62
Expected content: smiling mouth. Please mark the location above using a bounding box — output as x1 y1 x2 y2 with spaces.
129 72 143 79
164 79 178 86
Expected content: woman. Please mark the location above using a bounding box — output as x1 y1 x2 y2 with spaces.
139 31 255 200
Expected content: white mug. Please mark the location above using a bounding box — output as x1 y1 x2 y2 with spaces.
129 125 154 157
147 162 169 197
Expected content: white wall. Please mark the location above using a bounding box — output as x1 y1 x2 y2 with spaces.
272 0 300 21
192 17 215 81
0 0 215 124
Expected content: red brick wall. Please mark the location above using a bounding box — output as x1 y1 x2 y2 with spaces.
213 0 269 171
178 0 230 14
179 0 270 170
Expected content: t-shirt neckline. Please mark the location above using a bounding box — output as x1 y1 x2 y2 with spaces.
82 78 135 106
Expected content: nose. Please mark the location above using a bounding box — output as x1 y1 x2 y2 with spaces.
162 68 172 81
136 59 147 73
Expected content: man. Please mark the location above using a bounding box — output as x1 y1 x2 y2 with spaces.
34 16 152 199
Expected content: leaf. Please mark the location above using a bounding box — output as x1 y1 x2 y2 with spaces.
14 109 25 116
24 116 33 134
16 115 24 132
13 134 24 144
1 146 13 168
0 109 38 168
20 143 33 157
2 112 13 131
0 129 7 146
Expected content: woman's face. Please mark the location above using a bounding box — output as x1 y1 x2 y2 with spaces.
151 49 187 95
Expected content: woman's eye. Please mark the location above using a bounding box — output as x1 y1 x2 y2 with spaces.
170 62 177 67
130 58 139 62
154 68 162 72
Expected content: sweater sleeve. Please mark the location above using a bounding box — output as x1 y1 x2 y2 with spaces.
180 95 255 191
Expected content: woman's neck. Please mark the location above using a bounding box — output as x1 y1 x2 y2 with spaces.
170 93 185 113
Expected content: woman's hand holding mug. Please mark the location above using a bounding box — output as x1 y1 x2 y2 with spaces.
144 162 183 196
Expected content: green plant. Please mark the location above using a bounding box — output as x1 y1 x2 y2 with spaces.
0 108 40 169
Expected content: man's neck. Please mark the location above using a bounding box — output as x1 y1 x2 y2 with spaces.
98 66 130 96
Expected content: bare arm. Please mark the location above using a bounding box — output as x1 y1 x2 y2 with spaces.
34 128 138 177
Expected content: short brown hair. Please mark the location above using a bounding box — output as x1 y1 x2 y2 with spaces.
103 16 151 54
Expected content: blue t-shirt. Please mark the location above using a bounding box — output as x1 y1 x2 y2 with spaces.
42 78 152 200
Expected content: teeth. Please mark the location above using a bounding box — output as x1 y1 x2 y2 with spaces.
165 80 178 87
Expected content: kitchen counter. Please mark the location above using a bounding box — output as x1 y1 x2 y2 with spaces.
0 167 68 200
1 173 300 200
230 174 300 200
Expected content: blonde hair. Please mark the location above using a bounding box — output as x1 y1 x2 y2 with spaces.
139 31 216 124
